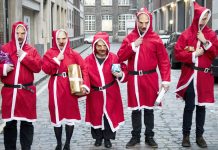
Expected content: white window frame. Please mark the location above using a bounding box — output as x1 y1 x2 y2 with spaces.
84 0 95 6
118 14 134 31
118 0 130 6
102 15 112 31
101 0 112 6
85 15 96 31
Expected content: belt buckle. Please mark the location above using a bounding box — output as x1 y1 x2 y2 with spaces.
204 68 210 73
139 70 143 76
99 87 103 91
62 72 67 77
17 84 23 89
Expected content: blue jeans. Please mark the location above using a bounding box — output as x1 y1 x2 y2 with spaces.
182 81 205 137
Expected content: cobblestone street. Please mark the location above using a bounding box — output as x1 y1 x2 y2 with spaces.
0 43 218 150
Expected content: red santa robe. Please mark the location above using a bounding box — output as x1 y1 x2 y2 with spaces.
0 21 42 122
175 2 217 105
42 29 90 126
117 8 171 110
85 32 126 132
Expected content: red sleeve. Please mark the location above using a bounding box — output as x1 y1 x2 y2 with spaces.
117 37 135 62
174 33 193 63
156 40 171 82
21 47 42 73
42 50 60 75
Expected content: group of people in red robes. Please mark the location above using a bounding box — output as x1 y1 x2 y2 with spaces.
0 1 218 150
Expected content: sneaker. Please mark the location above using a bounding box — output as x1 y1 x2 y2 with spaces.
196 136 207 148
94 139 102 147
104 139 112 148
126 137 140 148
145 137 158 148
182 135 191 147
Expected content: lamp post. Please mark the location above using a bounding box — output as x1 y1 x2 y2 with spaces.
169 19 173 32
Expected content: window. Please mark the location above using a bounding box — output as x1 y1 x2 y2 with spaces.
85 15 96 31
118 14 134 31
102 15 112 31
101 0 112 6
118 0 130 6
84 0 95 6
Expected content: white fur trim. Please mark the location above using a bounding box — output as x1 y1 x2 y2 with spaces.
18 51 27 62
192 52 197 63
203 41 212 50
3 64 8 76
53 57 60 65
3 117 36 122
51 118 81 127
81 84 90 94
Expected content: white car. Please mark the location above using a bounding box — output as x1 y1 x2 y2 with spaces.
84 35 94 44
159 34 170 46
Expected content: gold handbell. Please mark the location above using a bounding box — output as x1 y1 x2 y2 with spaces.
68 64 84 96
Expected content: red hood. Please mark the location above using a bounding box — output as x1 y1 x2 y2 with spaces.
191 2 211 32
10 21 28 49
134 7 153 37
52 29 70 53
92 32 110 55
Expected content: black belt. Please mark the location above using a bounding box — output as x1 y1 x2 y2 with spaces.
53 72 68 77
184 64 211 73
4 83 34 93
91 80 116 91
128 69 156 76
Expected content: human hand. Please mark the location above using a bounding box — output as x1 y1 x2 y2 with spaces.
81 87 89 94
161 84 169 92
195 46 204 57
134 37 143 47
197 31 207 44
6 64 14 73
57 52 64 61
112 71 123 78
17 49 25 58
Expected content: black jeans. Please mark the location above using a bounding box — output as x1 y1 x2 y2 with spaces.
4 120 34 150
183 81 205 137
91 115 116 140
131 109 154 139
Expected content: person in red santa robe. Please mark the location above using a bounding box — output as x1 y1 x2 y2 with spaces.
117 8 171 148
85 32 126 148
174 2 217 148
0 21 42 150
42 29 90 150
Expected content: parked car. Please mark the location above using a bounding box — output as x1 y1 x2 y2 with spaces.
159 34 170 47
166 32 181 69
84 35 94 44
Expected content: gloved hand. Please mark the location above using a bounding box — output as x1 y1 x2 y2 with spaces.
6 64 14 73
134 37 143 47
57 52 64 61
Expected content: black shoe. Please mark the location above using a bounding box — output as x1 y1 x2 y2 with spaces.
182 135 191 147
145 137 158 148
126 137 140 148
63 144 70 150
55 144 62 150
104 139 112 148
94 139 102 147
196 136 207 148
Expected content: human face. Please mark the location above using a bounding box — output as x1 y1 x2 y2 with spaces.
95 40 107 58
199 12 209 29
137 13 149 33
16 26 26 44
57 31 67 50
